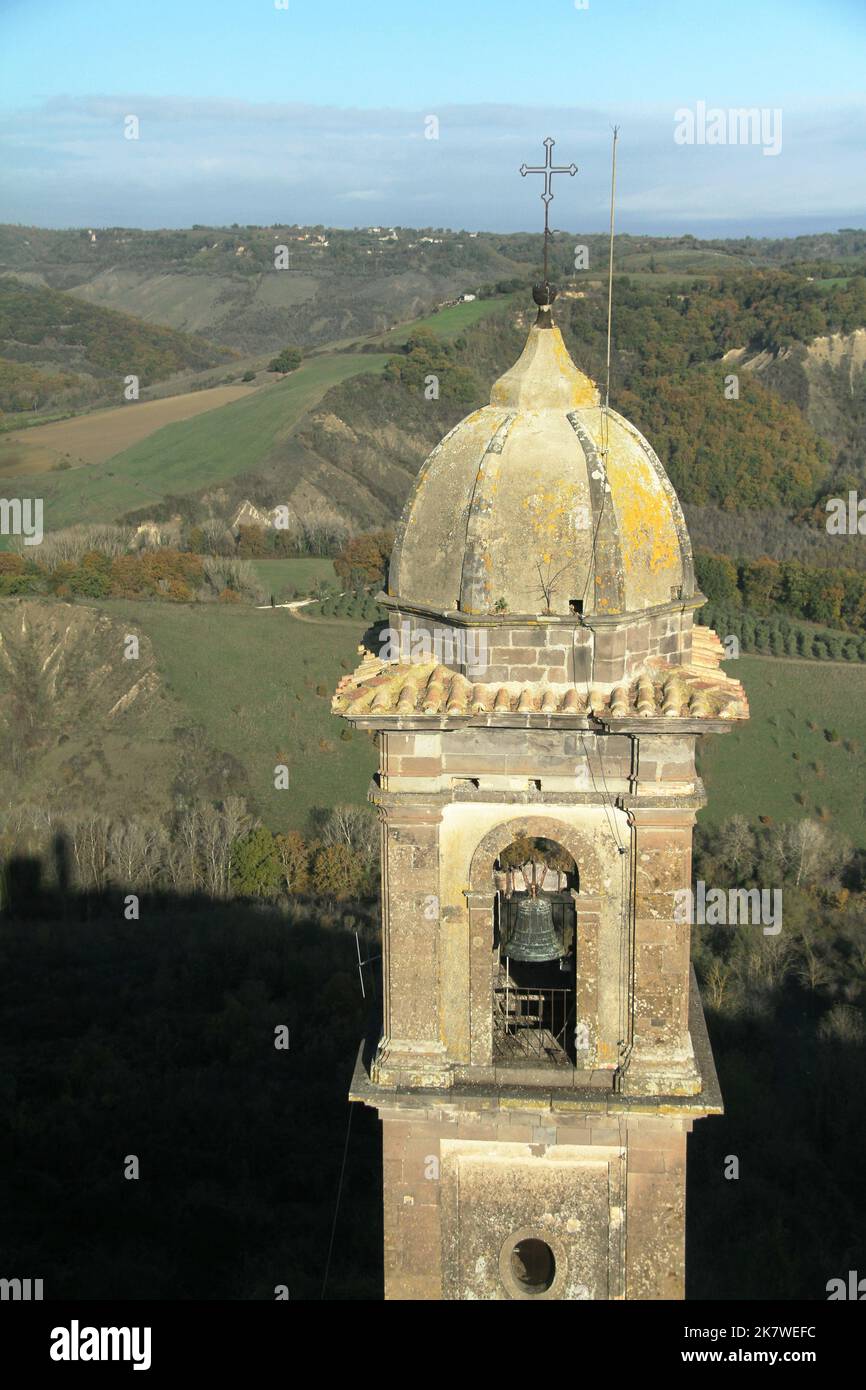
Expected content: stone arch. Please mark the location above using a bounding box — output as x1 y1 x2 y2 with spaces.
462 810 629 1075
469 813 610 897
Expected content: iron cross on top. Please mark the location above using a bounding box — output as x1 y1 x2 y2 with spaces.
519 136 577 284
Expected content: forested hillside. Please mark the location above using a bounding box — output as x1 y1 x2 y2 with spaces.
0 277 233 413
246 271 851 529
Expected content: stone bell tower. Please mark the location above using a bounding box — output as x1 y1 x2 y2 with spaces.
334 286 748 1301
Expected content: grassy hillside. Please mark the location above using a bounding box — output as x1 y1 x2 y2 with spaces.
259 278 838 533
697 654 866 843
7 222 862 358
0 598 244 820
0 353 387 528
0 381 258 476
380 293 520 345
111 600 377 830
139 614 866 845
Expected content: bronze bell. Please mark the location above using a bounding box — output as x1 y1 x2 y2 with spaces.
502 895 564 963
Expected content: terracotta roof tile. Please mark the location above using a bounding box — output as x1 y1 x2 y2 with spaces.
331 626 749 724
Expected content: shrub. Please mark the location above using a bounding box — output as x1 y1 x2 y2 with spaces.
0 571 42 595
203 555 264 602
268 346 303 373
67 566 110 598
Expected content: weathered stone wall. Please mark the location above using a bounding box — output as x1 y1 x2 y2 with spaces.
384 603 696 688
379 1104 689 1300
624 806 699 1095
374 726 703 1091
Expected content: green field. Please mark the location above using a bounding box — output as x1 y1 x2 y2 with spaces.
697 654 866 843
5 353 387 529
382 294 519 345
102 600 377 831
248 557 336 600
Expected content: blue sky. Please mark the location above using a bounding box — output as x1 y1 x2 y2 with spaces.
1 0 865 233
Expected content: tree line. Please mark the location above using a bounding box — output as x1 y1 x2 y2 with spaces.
1 799 378 909
697 551 866 634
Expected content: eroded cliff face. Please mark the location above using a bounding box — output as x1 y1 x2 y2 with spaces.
0 599 242 820
725 328 866 459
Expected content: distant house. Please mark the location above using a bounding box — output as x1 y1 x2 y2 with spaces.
458 293 476 303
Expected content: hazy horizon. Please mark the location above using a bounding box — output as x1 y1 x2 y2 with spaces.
2 0 864 235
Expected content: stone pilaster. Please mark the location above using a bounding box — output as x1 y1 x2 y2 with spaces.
373 800 450 1088
621 806 700 1096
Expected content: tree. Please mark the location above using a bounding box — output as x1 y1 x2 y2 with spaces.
695 553 740 606
268 346 302 374
311 843 366 900
740 558 780 615
716 816 755 874
316 805 378 867
230 827 282 897
333 530 394 588
274 830 310 894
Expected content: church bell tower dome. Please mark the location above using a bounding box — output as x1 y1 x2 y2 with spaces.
388 300 696 622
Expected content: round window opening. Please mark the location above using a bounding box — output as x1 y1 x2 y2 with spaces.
510 1237 556 1294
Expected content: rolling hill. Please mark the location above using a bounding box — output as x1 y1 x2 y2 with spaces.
0 276 234 416
4 223 864 358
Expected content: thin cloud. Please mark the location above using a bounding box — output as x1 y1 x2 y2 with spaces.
0 95 863 232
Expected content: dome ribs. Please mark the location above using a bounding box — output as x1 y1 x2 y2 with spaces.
567 410 625 615
389 316 689 619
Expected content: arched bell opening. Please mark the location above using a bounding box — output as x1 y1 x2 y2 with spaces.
492 835 578 1067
